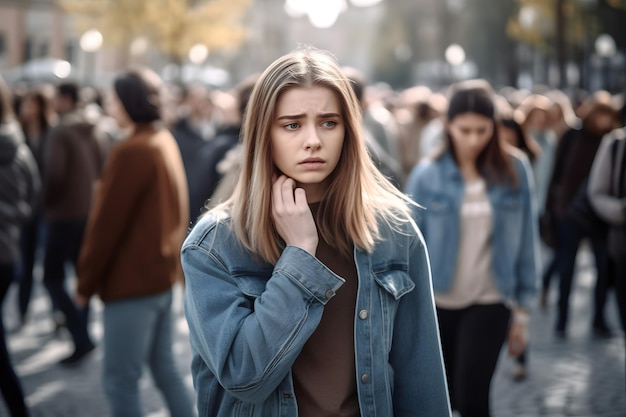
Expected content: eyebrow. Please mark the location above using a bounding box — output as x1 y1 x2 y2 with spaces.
276 112 342 121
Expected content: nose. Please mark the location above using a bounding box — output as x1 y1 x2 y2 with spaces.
304 126 322 150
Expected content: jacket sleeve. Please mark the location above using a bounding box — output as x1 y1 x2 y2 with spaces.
588 133 626 225
76 144 153 298
514 155 541 309
403 162 429 233
182 240 344 404
391 222 451 417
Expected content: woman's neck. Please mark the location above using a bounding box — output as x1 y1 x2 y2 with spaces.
456 157 480 182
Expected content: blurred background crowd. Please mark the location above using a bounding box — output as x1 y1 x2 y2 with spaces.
1 0 626 416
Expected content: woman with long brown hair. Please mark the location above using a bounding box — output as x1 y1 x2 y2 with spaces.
181 48 451 416
405 79 539 417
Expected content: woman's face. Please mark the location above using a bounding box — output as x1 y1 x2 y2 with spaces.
271 86 345 202
448 112 494 163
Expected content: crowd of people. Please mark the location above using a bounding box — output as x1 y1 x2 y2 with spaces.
0 46 625 417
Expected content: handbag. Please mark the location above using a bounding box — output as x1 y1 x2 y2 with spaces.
567 178 608 239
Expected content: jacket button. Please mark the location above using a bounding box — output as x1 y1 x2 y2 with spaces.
325 290 335 298
359 310 368 320
361 374 369 383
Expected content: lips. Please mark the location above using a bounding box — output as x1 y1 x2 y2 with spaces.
299 157 326 164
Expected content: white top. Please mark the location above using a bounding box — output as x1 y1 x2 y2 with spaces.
435 179 502 309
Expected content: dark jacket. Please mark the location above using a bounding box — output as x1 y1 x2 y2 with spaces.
77 125 189 302
546 127 604 219
44 110 106 221
172 120 239 222
0 122 40 263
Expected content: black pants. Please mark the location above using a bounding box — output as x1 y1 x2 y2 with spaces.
437 303 511 417
555 219 610 332
17 214 47 321
0 263 30 417
42 220 92 350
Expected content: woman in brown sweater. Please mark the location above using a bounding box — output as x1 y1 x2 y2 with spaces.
76 67 194 417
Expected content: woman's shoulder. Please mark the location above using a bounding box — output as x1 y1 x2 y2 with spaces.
183 209 234 250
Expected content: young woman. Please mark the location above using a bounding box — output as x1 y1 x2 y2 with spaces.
76 67 194 417
181 48 451 417
405 79 539 417
17 87 55 326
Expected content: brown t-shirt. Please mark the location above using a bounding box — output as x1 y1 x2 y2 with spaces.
292 203 360 417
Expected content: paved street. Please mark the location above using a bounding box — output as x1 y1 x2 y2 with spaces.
1 246 625 417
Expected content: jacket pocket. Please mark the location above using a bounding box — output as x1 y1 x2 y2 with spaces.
373 269 415 352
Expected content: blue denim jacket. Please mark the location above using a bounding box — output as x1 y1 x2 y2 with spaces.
404 151 540 309
181 211 451 417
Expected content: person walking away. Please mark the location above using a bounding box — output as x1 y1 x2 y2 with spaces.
182 48 451 416
16 88 55 327
405 79 540 417
588 125 626 393
76 67 195 417
43 83 104 365
544 92 620 338
0 75 39 417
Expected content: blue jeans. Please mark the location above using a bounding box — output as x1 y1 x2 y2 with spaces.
102 290 194 417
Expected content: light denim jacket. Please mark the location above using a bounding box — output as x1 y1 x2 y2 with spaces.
181 211 451 417
404 151 540 309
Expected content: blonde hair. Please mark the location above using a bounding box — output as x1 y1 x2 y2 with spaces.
213 47 413 264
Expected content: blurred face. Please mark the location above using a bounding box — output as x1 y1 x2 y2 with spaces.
498 124 517 147
19 95 40 122
588 110 615 136
448 112 494 163
526 108 548 131
106 91 133 128
271 86 345 202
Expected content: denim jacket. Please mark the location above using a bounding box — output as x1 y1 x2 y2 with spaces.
181 211 451 417
404 151 540 309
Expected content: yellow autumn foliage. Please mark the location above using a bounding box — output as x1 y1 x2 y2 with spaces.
60 0 251 59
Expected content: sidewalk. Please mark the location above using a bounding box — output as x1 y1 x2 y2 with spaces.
1 248 625 417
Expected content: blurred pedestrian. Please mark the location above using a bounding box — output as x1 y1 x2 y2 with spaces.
181 48 451 416
544 92 621 338
76 67 194 417
43 82 104 364
405 79 539 417
16 87 55 326
171 84 218 222
0 75 39 417
342 66 403 187
588 125 626 392
194 74 257 214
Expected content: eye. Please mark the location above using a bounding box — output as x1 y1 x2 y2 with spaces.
284 122 299 130
322 120 337 128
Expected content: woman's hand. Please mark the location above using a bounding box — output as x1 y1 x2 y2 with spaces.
271 175 319 256
508 310 529 357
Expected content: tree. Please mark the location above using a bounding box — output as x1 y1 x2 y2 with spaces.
60 0 251 63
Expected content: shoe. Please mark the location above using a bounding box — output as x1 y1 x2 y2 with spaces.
59 343 95 366
511 364 527 382
592 324 614 339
